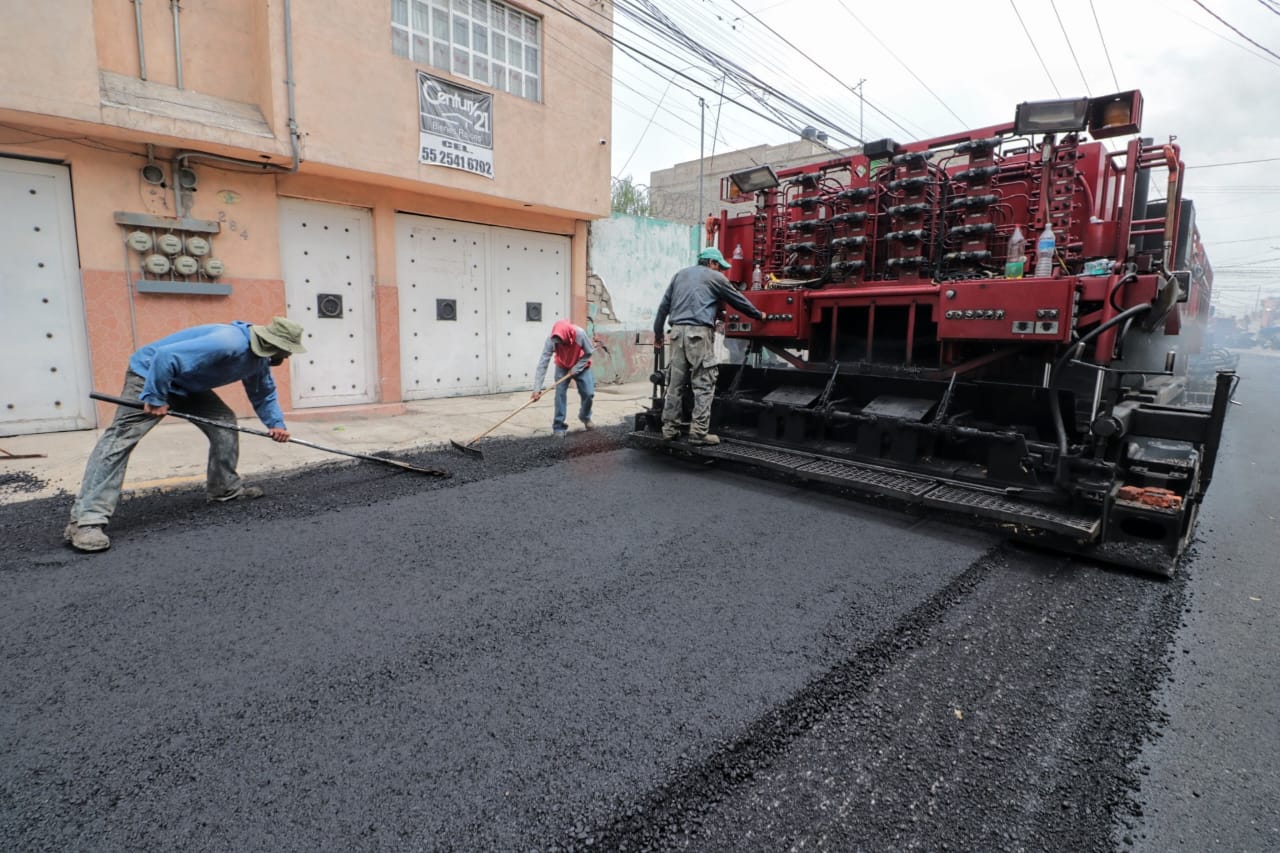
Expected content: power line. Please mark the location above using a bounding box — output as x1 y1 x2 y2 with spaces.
617 73 681 175
1214 255 1280 268
724 0 922 140
0 123 147 158
540 28 713 144
828 0 966 128
1049 0 1091 94
1187 155 1280 169
557 0 903 146
1009 0 1062 96
620 0 864 144
1164 3 1280 68
683 0 883 139
1190 0 1280 63
534 0 860 149
1207 234 1280 245
604 0 864 146
1088 0 1121 90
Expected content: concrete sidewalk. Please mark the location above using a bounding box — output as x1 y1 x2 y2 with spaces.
0 381 655 506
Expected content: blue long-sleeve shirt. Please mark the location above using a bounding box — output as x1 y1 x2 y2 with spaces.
653 264 764 338
128 321 287 429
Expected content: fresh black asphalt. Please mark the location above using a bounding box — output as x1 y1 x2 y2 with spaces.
1 355 1275 851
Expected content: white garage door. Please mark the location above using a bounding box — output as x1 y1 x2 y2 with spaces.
396 213 569 399
0 158 93 436
490 229 570 392
279 199 378 407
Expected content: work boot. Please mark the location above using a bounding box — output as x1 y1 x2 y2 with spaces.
211 485 265 503
688 433 721 446
661 427 679 441
581 419 595 431
69 524 111 552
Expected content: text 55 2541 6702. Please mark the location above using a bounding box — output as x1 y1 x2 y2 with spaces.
420 145 494 178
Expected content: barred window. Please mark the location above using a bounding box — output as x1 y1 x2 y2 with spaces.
393 0 541 101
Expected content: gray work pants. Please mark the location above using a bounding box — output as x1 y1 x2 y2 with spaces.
662 325 718 436
68 372 246 527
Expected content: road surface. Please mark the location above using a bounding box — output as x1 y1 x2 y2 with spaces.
2 354 1275 851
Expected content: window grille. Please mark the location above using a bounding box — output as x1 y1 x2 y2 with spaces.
393 0 541 101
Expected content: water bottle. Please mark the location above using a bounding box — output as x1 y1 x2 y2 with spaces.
1034 224 1055 278
751 262 763 290
1005 226 1026 279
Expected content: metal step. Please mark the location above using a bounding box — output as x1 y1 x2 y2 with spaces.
921 484 1099 538
630 431 1100 541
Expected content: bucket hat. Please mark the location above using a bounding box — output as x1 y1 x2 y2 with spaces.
250 316 307 356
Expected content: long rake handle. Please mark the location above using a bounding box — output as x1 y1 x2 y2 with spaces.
90 392 450 477
462 370 576 446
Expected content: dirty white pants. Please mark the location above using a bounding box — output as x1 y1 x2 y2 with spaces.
662 325 718 437
69 372 246 527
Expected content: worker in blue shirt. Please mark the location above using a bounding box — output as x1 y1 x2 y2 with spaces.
654 247 764 445
64 317 306 553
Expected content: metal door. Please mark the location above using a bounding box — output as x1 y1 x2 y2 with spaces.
490 227 571 392
278 199 378 407
0 158 93 436
395 214 490 398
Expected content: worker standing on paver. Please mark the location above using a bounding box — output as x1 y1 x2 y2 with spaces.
64 317 306 553
654 247 765 445
531 318 595 437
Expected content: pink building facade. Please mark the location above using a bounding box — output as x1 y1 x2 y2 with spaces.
0 0 612 435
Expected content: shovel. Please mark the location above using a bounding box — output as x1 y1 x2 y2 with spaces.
450 370 576 459
90 392 450 477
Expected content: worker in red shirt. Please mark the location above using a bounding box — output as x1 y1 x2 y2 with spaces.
531 318 595 437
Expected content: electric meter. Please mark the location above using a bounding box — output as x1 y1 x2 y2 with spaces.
156 233 184 255
143 253 172 275
125 231 153 252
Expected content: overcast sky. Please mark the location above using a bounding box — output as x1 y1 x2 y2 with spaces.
603 0 1280 319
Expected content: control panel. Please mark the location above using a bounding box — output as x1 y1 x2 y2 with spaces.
723 289 807 339
936 279 1076 342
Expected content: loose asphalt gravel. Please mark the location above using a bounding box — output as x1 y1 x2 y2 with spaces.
1 355 1276 852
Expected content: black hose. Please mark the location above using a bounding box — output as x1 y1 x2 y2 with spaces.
1106 273 1141 363
1108 272 1138 314
1047 302 1153 485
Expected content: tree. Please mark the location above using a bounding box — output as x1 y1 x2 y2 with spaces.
611 176 653 217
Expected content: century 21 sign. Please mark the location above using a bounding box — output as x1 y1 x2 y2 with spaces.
417 70 495 180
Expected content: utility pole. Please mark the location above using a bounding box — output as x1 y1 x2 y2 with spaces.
855 79 866 141
698 96 706 227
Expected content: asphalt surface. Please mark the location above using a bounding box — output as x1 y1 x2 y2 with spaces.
1125 351 1280 852
1 356 1275 852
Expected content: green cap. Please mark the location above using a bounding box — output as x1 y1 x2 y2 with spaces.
250 316 307 356
697 246 732 269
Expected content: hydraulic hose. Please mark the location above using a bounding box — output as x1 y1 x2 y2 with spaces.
1108 272 1138 314
1107 273 1139 360
1048 302 1153 485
